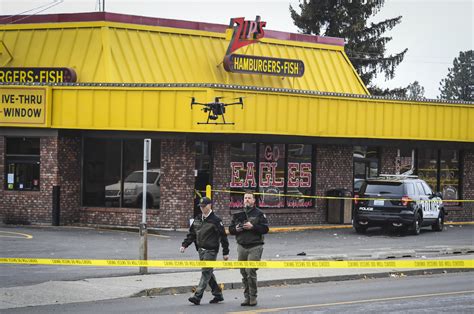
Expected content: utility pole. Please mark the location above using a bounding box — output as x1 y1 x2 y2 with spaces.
139 139 151 274
97 0 105 12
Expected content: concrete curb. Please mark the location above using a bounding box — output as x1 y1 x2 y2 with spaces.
299 247 474 260
133 268 474 297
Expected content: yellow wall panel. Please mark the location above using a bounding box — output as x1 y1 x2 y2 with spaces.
467 109 474 141
76 91 93 127
125 91 143 128
93 90 111 126
109 90 126 128
142 92 159 129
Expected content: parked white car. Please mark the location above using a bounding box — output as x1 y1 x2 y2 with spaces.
105 169 161 208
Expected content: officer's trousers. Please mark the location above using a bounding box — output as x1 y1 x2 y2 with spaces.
194 248 222 300
237 244 264 301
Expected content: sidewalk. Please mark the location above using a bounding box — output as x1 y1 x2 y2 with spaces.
1 255 473 310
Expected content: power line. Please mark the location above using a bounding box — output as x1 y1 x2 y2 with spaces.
348 56 451 64
346 49 455 61
0 0 58 20
2 0 64 24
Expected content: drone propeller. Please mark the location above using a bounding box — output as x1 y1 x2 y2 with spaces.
190 96 208 108
223 97 244 109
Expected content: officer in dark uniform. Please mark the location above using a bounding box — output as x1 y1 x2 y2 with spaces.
229 192 269 306
180 197 229 305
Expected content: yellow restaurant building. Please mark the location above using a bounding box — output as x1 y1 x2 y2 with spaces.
0 12 473 228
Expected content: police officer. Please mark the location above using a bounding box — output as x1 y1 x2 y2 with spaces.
180 197 229 305
229 192 269 306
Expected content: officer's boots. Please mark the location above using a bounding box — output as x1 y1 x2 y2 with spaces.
241 297 257 306
249 297 257 306
241 298 250 306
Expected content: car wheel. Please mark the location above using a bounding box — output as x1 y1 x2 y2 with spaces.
355 226 367 234
353 219 367 234
432 211 444 232
411 212 422 235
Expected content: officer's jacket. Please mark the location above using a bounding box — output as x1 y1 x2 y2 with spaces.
229 206 269 248
182 211 229 255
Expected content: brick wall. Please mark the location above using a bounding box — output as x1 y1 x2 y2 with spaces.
58 136 82 224
314 145 353 223
1 137 59 224
158 139 195 229
264 210 317 225
211 142 232 225
447 150 473 221
79 206 160 227
380 147 398 174
0 136 5 223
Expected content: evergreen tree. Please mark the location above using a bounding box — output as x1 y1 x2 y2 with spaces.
406 81 425 98
439 50 473 102
290 0 407 93
368 81 425 99
368 86 407 98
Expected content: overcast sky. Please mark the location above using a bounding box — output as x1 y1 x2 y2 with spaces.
1 0 472 98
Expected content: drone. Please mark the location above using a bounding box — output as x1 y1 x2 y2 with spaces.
190 96 244 125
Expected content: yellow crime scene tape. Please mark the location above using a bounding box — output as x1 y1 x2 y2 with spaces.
1 258 472 269
208 189 474 203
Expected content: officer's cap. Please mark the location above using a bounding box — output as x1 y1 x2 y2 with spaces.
198 197 212 206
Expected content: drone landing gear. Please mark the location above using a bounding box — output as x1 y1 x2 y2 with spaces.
197 122 235 125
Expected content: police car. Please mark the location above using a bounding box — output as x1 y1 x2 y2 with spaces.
353 175 445 235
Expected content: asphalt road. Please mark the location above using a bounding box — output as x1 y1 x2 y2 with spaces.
1 224 473 288
3 272 473 313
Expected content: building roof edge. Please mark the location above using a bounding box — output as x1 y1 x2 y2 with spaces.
0 12 345 46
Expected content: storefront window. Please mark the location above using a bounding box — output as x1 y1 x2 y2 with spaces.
417 149 438 192
353 146 379 192
5 138 40 191
122 140 161 209
258 144 285 208
84 139 121 207
83 138 160 208
287 144 313 208
230 143 313 209
396 148 415 174
440 150 459 204
195 141 211 216
230 143 257 208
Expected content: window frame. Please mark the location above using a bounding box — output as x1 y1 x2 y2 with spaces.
416 148 461 206
81 137 161 208
4 137 41 191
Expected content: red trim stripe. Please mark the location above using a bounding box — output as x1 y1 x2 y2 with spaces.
0 12 345 46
